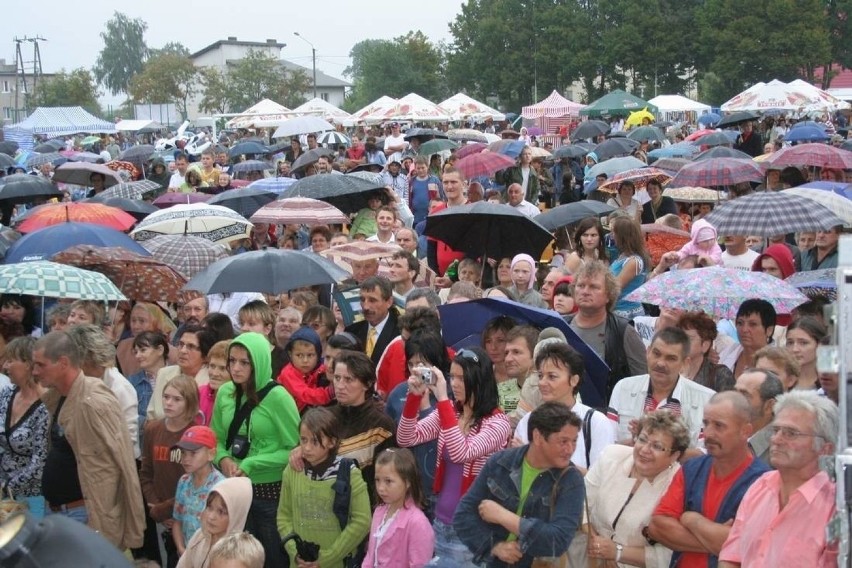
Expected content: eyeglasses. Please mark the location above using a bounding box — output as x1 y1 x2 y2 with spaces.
769 425 824 442
635 434 671 454
177 341 200 351
457 349 479 364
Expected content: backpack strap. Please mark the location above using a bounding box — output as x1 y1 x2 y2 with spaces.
225 382 279 450
332 457 355 530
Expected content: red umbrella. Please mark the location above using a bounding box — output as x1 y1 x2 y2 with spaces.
153 192 212 209
685 128 717 142
17 202 136 234
767 144 852 170
105 160 141 181
454 152 516 180
669 158 764 188
455 143 487 160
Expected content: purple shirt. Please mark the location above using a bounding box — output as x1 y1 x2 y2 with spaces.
435 447 464 524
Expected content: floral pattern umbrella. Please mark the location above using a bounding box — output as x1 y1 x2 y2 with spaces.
0 260 126 301
131 203 253 245
662 186 724 203
624 266 808 318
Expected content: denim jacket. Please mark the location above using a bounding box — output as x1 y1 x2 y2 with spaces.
453 446 585 567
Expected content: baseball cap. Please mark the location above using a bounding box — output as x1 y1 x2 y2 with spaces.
390 121 400 128
173 425 217 451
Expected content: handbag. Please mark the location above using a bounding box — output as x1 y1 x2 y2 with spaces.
0 487 27 523
531 467 574 568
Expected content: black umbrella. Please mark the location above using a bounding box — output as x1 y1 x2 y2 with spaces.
229 141 269 158
593 138 639 160
183 249 349 294
291 148 335 172
230 160 273 174
84 196 157 221
606 131 628 138
424 201 554 260
404 127 448 141
118 144 156 167
717 111 759 128
0 154 15 170
534 201 617 231
553 145 592 159
572 120 610 141
281 173 384 214
0 142 19 156
694 132 735 148
26 152 66 169
693 147 752 161
0 174 63 203
0 226 21 259
207 187 277 218
34 143 58 153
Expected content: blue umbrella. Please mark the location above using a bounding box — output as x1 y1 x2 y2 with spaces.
5 222 151 263
437 297 610 407
697 112 721 126
490 139 525 158
785 269 836 301
789 120 826 131
247 176 298 195
648 143 699 159
229 141 269 158
796 181 852 200
785 126 830 143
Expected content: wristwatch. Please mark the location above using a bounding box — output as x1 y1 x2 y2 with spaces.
642 525 658 546
615 542 624 562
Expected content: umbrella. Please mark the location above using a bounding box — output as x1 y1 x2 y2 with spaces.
534 201 616 231
0 174 62 204
0 141 19 156
17 202 137 234
767 144 852 170
717 111 759 128
526 127 543 137
105 160 141 181
586 156 646 180
0 226 21 259
593 138 639 160
97 179 162 200
528 147 552 159
250 197 349 225
785 269 836 301
85 196 158 221
26 152 65 169
624 266 808 319
627 126 665 143
454 153 516 180
606 131 628 138
698 112 721 126
693 147 751 161
662 186 723 203
0 154 15 169
131 203 253 245
795 181 852 200
694 132 735 147
0 261 126 301
34 143 58 153
320 241 401 273
67 151 104 163
488 140 525 158
571 120 610 141
291 148 335 172
272 116 335 138
648 143 699 159
702 192 845 236
598 168 673 193
230 160 273 174
140 234 229 279
229 141 269 158
206 187 278 218
80 135 101 147
52 162 122 188
184 249 349 294
554 144 592 159
52 245 187 303
455 143 487 160
317 131 351 146
447 129 489 143
625 108 656 128
404 128 448 141
247 176 298 195
652 158 692 173
153 192 212 208
785 126 830 143
4 222 150 264
669 158 765 188
842 140 852 152
424 201 554 260
437 297 610 407
118 144 156 167
783 187 852 226
280 174 385 214
417 139 459 155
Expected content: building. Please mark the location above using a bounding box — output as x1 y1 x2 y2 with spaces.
186 37 351 120
0 58 55 124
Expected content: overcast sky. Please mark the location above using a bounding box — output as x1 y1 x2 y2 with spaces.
3 0 465 106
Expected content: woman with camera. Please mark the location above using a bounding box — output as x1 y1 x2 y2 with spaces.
397 346 511 567
209 332 300 568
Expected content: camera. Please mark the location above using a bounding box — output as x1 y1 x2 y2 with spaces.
418 366 434 385
230 434 250 459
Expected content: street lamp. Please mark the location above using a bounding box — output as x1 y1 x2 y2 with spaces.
293 32 317 100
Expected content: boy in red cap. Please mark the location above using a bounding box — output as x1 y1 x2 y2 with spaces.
171 426 226 557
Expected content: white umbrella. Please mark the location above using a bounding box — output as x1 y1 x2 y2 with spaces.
272 116 335 138
130 203 253 245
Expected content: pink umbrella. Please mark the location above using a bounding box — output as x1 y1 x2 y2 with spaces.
767 144 852 170
455 143 487 160
152 192 212 209
685 128 717 142
454 152 516 179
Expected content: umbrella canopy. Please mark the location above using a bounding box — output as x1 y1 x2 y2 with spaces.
4 222 150 263
693 147 751 161
0 154 15 169
598 168 673 193
250 197 348 226
571 120 610 141
131 203 252 245
272 116 335 138
652 158 692 173
698 112 721 126
554 144 593 159
783 187 852 226
34 143 58 153
279 174 385 214
140 234 228 279
669 158 765 188
440 93 506 121
184 249 349 295
593 138 639 160
716 111 760 128
85 196 157 221
229 141 269 158
404 128 447 141
25 152 65 169
230 160 273 174
626 125 665 143
694 132 735 148
380 93 452 122
152 192 212 209
795 181 852 200
247 176 298 195
534 201 616 231
105 160 141 181
97 179 162 200
52 162 122 188
703 192 845 236
291 148 335 172
320 241 402 273
447 129 489 143
766 144 852 170
418 139 459 155
52 245 187 303
68 151 106 164
648 143 699 159
528 147 552 159
625 108 656 128
455 143 488 160
118 144 156 167
206 187 278 218
454 152 516 180
0 174 63 204
0 226 21 260
785 269 836 301
17 202 137 234
721 79 823 112
580 89 658 118
0 261 126 301
625 266 808 318
785 126 830 143
425 201 554 260
662 186 723 203
0 141 19 156
586 156 646 180
488 140 525 158
317 131 351 146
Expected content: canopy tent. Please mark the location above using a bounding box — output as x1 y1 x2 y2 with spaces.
3 106 116 151
289 97 352 123
721 79 823 112
522 90 586 119
381 93 452 122
349 95 397 124
439 93 505 121
580 89 658 118
648 94 711 123
115 119 167 133
787 79 850 111
225 99 292 129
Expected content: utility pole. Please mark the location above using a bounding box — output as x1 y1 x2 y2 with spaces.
293 32 317 100
14 37 26 121
29 36 45 95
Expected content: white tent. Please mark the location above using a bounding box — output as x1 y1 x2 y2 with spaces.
350 96 397 124
787 79 850 111
382 93 452 123
648 95 711 122
721 79 821 112
115 119 167 133
290 97 352 123
439 93 505 121
3 106 116 151
226 99 291 129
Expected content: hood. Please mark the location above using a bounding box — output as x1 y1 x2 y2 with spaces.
690 218 717 243
286 326 323 371
151 156 166 169
209 477 252 534
752 243 795 278
586 152 598 164
231 332 273 389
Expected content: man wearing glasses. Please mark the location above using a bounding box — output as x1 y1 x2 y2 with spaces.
719 391 838 567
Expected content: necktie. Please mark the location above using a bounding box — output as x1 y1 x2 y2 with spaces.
366 327 377 357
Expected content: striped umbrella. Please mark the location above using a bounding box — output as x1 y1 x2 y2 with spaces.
250 197 349 225
0 261 126 301
767 144 852 170
247 176 298 195
317 131 351 146
669 158 764 188
783 187 852 225
140 234 229 279
26 152 65 169
455 143 487 160
98 179 162 200
454 152 516 180
598 168 673 193
703 192 845 236
785 269 836 301
320 241 401 263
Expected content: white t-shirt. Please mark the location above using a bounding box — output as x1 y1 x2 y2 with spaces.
168 171 185 189
721 249 759 271
383 134 408 163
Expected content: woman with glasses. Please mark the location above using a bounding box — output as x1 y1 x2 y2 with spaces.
397 346 511 567
583 411 690 567
148 325 216 420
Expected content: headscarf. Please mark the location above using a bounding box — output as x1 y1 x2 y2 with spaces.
510 253 537 290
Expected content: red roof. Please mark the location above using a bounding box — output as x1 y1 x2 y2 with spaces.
813 66 852 89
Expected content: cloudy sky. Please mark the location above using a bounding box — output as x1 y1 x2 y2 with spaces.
4 0 465 105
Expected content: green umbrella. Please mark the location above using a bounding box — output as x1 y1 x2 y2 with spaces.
80 135 101 147
580 89 658 118
417 139 459 155
0 260 126 301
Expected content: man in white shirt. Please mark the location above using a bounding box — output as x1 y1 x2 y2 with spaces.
207 292 266 332
383 122 408 163
366 206 397 243
721 235 759 270
506 183 541 218
168 152 190 191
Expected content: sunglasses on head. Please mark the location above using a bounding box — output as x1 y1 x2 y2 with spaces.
456 349 480 364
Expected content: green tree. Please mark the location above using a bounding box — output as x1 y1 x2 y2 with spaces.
29 68 102 115
93 12 149 95
226 50 310 112
150 41 191 58
128 52 198 120
198 68 231 114
821 0 852 88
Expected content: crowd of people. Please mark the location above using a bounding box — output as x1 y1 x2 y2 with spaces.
0 108 848 568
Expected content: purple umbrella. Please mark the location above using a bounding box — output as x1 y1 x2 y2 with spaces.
152 192 212 209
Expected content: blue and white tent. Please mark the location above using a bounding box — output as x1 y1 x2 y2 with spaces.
3 106 116 151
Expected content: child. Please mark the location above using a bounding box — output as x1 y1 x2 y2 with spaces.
363 448 434 568
276 327 331 412
199 340 231 426
172 426 226 557
176 477 253 568
350 194 384 238
237 301 275 344
663 218 722 266
276 407 371 568
208 532 265 568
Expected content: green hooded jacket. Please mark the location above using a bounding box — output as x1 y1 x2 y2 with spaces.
210 332 300 484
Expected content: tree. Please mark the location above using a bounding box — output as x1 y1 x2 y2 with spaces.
128 52 198 120
198 68 231 115
225 50 310 112
151 42 190 58
93 12 149 95
29 68 102 115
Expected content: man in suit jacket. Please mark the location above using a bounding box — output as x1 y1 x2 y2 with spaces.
345 276 400 366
